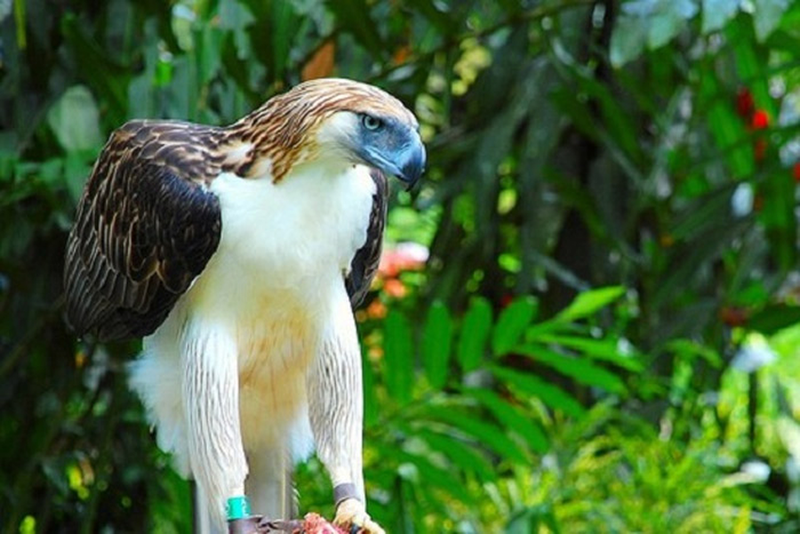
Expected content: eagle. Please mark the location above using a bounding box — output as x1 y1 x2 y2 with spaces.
63 78 425 533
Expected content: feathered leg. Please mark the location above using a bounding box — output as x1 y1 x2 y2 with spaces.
307 294 384 534
183 322 249 531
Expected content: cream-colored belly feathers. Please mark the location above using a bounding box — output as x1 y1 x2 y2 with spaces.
129 161 377 475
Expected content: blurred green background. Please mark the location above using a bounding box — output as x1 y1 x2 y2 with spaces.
3 0 800 532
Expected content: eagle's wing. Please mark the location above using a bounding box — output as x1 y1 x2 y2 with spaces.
64 120 228 341
345 169 388 308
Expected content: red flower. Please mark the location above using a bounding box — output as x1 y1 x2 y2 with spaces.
751 109 770 130
794 162 800 183
736 88 754 118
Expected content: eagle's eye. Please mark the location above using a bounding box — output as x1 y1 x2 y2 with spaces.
361 114 383 131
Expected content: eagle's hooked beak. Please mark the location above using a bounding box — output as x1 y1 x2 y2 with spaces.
393 130 425 190
357 125 426 190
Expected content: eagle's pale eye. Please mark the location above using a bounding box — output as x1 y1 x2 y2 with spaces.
361 114 383 131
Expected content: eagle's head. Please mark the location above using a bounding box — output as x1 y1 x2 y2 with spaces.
238 78 425 187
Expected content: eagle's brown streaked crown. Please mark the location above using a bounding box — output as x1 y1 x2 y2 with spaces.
227 78 419 182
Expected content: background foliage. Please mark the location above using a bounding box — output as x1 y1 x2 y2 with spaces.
3 0 800 532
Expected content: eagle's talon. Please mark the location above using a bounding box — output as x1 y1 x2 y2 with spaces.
333 498 386 534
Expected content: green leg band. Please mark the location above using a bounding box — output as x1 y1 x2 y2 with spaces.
226 496 251 521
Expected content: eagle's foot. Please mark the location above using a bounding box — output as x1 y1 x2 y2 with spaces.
333 498 385 534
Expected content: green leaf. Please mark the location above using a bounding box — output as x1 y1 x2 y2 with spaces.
423 301 452 390
418 429 496 482
492 366 585 417
457 296 493 371
383 310 414 405
610 0 699 66
610 11 648 68
517 344 627 394
61 14 130 126
647 0 698 49
748 305 800 336
555 286 625 322
325 0 384 58
493 297 537 355
753 0 790 42
425 407 528 463
466 388 549 453
395 451 474 503
47 86 103 153
531 334 644 372
702 0 740 33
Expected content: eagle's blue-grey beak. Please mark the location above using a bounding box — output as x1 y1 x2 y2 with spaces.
392 130 425 190
358 123 426 189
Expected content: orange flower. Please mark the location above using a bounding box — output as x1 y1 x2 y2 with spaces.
383 278 407 298
366 299 387 319
378 243 429 278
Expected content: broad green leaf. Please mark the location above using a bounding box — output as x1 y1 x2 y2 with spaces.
517 344 627 394
492 366 585 417
702 0 740 33
493 297 537 355
647 0 698 49
748 305 800 336
533 334 644 372
610 0 698 67
325 0 384 58
47 86 102 152
423 301 452 390
383 310 413 405
666 339 722 367
395 451 474 503
555 286 625 322
610 11 648 68
61 14 130 125
418 429 496 482
507 505 561 534
466 388 549 453
457 296 493 371
753 0 790 42
425 407 528 463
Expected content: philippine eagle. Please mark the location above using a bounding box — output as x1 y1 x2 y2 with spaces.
63 78 425 533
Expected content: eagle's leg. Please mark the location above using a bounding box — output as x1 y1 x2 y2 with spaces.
183 325 250 530
307 305 385 534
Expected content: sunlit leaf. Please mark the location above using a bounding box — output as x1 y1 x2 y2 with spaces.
555 286 625 323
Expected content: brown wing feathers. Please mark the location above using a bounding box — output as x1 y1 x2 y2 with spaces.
64 121 225 341
345 169 388 307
